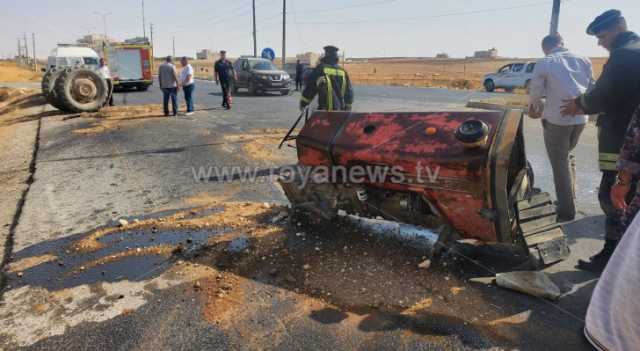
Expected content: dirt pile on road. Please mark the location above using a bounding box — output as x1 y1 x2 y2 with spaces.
72 105 166 135
0 61 42 82
224 128 298 163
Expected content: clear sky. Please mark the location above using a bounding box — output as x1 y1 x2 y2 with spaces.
1 0 639 60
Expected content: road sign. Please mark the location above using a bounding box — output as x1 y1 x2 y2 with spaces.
261 47 276 61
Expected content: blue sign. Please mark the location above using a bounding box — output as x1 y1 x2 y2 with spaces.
261 48 276 61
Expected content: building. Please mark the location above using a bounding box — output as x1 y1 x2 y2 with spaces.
296 52 321 66
76 34 115 49
196 49 217 61
473 47 498 59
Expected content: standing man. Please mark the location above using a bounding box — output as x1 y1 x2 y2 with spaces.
214 50 236 110
300 46 353 112
159 56 180 117
295 59 304 91
98 58 114 107
561 9 640 272
180 57 195 116
528 34 593 222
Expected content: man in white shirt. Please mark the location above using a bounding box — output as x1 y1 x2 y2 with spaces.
180 57 195 115
98 58 114 106
528 34 593 221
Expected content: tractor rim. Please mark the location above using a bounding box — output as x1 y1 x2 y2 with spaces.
70 75 99 104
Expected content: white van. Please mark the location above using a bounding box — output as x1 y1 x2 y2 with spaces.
47 45 100 70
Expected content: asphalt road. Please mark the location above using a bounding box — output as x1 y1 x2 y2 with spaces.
0 80 603 350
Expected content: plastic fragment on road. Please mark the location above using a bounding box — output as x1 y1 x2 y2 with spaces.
495 271 561 301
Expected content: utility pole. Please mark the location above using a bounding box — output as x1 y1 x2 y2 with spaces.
142 0 147 39
17 38 22 62
94 12 112 40
172 36 176 57
549 0 561 34
23 33 29 64
252 0 257 57
282 0 286 70
32 33 37 71
150 23 154 48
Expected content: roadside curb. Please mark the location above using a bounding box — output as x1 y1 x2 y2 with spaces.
466 100 511 111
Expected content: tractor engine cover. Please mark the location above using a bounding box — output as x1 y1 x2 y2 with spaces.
280 109 569 265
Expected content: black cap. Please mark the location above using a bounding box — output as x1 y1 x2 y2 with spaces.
587 9 623 35
323 45 339 53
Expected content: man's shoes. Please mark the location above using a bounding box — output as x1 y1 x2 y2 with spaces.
576 239 617 272
225 106 231 110
185 112 194 116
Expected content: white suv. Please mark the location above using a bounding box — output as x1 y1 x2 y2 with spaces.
483 62 536 92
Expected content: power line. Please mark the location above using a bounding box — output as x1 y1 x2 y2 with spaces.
295 1 551 25
290 0 398 14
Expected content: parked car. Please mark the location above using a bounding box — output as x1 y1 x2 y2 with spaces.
232 57 291 95
482 62 536 92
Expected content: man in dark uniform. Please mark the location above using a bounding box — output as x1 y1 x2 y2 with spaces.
300 46 353 112
562 9 640 272
295 59 304 91
214 50 236 110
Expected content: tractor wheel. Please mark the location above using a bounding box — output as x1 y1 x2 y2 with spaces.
41 67 67 111
54 67 109 113
484 79 495 92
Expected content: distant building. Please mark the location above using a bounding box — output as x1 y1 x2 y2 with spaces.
436 53 450 59
473 47 498 59
296 52 321 66
124 37 150 45
196 49 218 61
76 34 115 49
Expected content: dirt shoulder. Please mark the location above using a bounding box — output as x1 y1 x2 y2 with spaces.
0 88 49 272
0 61 42 83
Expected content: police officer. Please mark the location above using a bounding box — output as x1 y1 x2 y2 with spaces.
300 45 353 112
562 9 640 272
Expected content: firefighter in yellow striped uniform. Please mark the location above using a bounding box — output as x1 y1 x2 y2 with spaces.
300 46 353 112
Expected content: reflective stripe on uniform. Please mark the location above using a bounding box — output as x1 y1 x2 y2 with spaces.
599 161 618 171
322 67 345 77
599 153 619 171
599 153 619 162
325 74 334 111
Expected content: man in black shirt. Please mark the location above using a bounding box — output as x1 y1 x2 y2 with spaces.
214 50 237 110
295 59 304 91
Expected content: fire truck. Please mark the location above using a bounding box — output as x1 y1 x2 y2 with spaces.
102 41 153 91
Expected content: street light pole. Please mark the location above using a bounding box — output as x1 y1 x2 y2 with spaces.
93 12 112 40
550 0 561 34
282 0 286 70
142 0 147 39
252 0 257 57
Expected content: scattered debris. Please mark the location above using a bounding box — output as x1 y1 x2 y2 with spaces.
495 271 561 301
117 219 129 227
418 259 431 270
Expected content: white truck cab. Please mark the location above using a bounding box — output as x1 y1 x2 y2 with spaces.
483 62 536 92
47 45 100 70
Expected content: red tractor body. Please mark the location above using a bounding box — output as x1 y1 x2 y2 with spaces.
280 109 568 265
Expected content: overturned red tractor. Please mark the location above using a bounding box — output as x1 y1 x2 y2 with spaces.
279 109 569 266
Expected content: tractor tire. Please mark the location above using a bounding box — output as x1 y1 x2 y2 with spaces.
484 79 495 92
54 66 109 113
41 67 68 111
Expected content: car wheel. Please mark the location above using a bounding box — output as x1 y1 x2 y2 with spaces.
484 79 495 92
138 85 149 92
248 81 257 95
281 89 290 96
